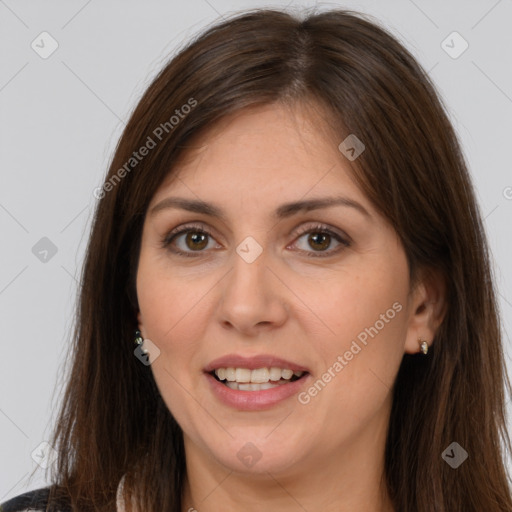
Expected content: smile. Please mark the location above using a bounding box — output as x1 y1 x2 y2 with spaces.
211 367 305 391
205 369 310 410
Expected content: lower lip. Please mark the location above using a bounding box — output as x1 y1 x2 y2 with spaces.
205 372 310 411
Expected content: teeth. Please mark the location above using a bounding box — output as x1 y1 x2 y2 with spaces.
269 367 282 381
226 381 286 391
281 369 293 379
235 368 252 383
214 367 305 384
251 368 269 383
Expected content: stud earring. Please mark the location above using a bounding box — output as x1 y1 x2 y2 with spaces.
418 337 429 355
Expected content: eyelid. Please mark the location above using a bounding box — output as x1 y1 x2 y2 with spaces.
290 222 352 245
163 221 214 244
161 222 221 257
287 223 351 257
161 221 351 257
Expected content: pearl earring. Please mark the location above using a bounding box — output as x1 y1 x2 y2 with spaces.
418 337 429 355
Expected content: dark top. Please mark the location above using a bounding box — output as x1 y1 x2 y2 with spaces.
0 487 71 512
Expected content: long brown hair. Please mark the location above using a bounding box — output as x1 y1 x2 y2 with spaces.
37 7 512 511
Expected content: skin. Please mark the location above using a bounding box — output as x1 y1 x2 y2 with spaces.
136 102 446 512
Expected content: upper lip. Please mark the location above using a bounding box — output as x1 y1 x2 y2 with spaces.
204 354 310 373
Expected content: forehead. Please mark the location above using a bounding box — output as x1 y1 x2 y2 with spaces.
150 102 368 211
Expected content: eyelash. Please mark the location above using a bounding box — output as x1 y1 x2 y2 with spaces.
161 222 351 258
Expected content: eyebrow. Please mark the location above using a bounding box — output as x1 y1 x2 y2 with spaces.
149 196 371 220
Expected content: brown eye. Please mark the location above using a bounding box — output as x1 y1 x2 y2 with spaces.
292 224 350 257
184 231 209 251
163 223 350 259
307 232 331 251
162 224 220 257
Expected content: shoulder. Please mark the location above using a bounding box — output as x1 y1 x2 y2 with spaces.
0 486 71 512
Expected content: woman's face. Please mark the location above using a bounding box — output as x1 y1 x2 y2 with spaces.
136 102 423 476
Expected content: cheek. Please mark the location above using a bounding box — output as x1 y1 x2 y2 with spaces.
299 254 409 389
298 260 406 337
295 272 407 437
136 259 212 424
136 255 212 369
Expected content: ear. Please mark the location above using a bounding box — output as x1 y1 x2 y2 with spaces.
404 267 447 355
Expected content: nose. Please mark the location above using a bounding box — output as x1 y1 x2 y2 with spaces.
216 247 288 336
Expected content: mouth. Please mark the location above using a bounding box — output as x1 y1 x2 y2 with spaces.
208 367 309 391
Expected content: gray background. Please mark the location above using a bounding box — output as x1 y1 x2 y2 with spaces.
1 0 511 500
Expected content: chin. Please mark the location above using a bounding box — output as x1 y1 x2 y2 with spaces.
205 435 308 476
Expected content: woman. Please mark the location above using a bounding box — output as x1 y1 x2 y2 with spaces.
2 7 511 512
